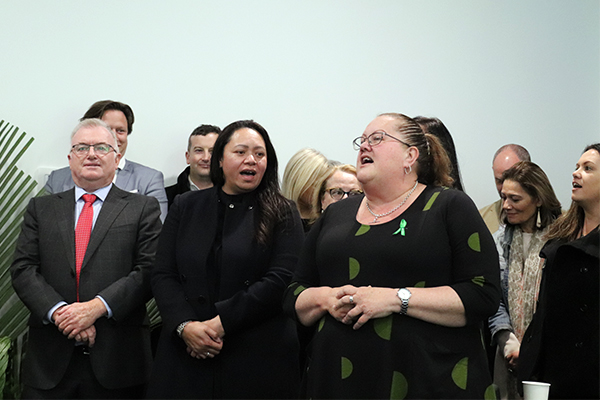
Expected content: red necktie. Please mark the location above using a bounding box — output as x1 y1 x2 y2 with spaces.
75 194 96 301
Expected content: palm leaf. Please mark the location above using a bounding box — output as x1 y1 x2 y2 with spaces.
0 120 43 399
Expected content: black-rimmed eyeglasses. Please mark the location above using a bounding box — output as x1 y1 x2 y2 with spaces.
352 131 411 151
71 143 117 157
325 188 364 201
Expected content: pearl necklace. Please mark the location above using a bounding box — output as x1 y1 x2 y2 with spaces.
366 180 419 223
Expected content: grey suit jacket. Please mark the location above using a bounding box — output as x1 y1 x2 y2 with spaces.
44 160 168 222
11 185 162 390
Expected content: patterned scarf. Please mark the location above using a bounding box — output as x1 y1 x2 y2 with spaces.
507 226 548 341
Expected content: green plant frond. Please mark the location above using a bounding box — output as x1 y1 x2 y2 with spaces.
0 119 39 399
0 121 18 151
0 335 11 397
0 128 25 170
0 178 36 230
0 166 19 196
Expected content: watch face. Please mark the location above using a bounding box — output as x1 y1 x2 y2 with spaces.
398 288 411 300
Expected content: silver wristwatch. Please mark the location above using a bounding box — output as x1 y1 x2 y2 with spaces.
397 288 412 315
176 320 192 337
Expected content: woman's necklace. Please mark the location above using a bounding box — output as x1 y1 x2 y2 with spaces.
366 180 419 223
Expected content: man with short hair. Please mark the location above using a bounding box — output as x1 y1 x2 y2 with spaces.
165 124 221 208
479 144 531 233
45 100 168 221
12 119 161 399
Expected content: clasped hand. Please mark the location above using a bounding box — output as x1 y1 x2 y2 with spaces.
183 316 224 360
53 298 106 347
331 285 398 330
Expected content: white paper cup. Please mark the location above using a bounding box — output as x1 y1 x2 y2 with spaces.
522 381 551 400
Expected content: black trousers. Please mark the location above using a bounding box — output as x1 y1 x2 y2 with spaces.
21 346 145 399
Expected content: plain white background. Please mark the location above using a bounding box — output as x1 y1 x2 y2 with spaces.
1 0 598 209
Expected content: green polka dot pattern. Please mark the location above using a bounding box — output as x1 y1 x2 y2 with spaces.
468 232 481 252
355 224 370 236
451 357 468 390
373 315 393 340
349 257 360 280
341 357 353 379
390 371 408 399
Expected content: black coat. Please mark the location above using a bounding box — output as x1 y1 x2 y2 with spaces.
165 166 191 209
147 187 304 399
518 228 599 399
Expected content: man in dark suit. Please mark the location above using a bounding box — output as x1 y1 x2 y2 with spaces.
11 118 162 399
44 100 168 221
165 124 220 209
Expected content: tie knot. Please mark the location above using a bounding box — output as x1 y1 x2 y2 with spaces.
82 194 97 204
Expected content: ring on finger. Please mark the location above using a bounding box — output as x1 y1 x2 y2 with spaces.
349 295 354 304
206 352 210 356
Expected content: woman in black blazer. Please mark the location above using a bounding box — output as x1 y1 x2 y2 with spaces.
147 120 304 399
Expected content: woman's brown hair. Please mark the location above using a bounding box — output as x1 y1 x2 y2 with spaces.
545 143 600 241
500 161 562 230
379 113 454 187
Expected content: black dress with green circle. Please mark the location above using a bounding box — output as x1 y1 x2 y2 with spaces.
284 185 501 399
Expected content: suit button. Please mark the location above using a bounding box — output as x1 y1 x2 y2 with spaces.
184 296 189 301
229 204 235 209
197 295 206 304
580 304 589 312
244 280 251 286
580 267 588 274
575 342 584 348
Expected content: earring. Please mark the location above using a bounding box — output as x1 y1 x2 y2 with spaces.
404 165 412 175
536 207 542 228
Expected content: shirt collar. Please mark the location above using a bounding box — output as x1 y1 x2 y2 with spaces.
188 175 200 191
75 183 112 202
118 157 127 171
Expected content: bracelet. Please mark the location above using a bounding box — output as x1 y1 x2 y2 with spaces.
176 320 192 337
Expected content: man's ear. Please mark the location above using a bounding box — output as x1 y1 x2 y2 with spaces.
115 152 122 167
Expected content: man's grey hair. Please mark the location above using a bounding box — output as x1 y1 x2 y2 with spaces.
493 144 531 163
70 118 118 149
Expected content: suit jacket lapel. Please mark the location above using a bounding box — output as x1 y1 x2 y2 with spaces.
56 189 76 274
115 162 133 191
82 186 127 270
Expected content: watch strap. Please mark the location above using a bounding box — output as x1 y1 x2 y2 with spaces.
176 320 192 337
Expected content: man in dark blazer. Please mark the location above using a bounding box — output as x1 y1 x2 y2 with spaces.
44 100 168 222
165 124 220 209
11 118 162 399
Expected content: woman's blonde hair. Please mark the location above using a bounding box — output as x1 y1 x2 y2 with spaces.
281 148 333 225
315 163 359 213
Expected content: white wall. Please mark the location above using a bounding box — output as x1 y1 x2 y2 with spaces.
1 0 598 208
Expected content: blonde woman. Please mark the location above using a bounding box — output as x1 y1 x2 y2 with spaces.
316 164 362 213
282 148 335 231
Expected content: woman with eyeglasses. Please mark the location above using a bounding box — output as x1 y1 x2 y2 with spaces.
518 144 599 399
148 120 304 399
284 113 500 399
318 164 362 212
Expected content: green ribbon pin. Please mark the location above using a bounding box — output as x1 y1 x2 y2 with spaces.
393 219 407 236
